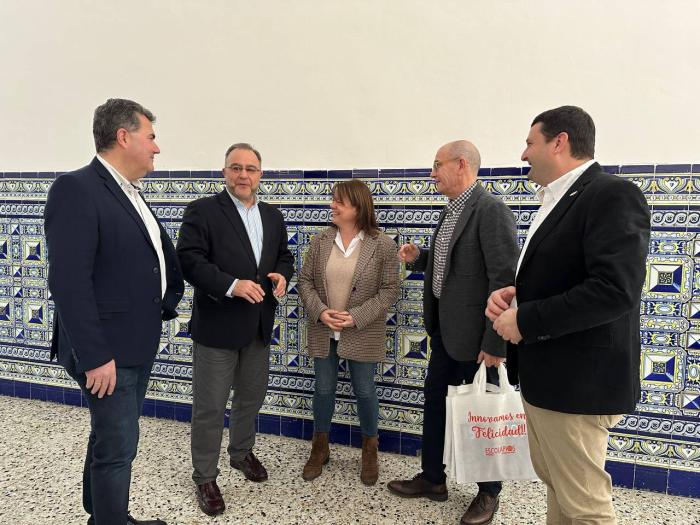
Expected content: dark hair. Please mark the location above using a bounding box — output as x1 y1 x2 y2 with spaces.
93 98 155 152
531 105 595 159
225 143 262 164
332 179 379 236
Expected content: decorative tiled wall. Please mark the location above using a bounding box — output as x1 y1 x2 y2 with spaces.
1 164 699 497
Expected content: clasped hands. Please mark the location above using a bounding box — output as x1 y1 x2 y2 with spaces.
320 309 355 331
233 273 287 304
486 286 523 344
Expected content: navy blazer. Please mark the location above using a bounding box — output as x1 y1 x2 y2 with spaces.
508 163 651 415
44 157 184 373
176 191 294 349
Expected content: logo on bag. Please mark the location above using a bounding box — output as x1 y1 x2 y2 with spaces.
485 445 516 456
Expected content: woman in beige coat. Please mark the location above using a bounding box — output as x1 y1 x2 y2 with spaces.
298 179 400 485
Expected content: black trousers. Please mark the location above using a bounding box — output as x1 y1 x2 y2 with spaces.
421 317 502 496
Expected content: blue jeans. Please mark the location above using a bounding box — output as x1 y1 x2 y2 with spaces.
65 355 154 525
313 339 379 437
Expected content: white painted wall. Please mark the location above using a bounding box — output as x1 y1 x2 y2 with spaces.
1 0 698 171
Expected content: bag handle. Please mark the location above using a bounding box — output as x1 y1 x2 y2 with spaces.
472 362 515 395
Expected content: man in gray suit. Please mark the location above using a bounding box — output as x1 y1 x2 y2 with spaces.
388 141 518 525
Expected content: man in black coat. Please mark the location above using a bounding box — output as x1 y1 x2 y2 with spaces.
176 143 294 517
488 106 651 524
45 98 184 525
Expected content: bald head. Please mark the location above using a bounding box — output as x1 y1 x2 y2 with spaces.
432 140 481 199
444 140 481 175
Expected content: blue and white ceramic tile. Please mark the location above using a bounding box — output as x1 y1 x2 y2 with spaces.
0 165 698 497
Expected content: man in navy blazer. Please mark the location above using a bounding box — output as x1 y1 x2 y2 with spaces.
487 106 650 523
176 143 294 516
44 98 184 525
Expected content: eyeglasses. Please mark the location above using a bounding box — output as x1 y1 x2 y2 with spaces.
432 157 461 171
225 164 261 175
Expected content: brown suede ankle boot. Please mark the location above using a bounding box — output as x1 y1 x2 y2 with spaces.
360 435 379 485
302 432 329 481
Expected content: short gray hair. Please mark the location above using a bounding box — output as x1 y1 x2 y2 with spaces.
225 143 262 164
93 98 155 153
447 140 481 173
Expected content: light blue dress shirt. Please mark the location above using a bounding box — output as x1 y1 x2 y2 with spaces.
226 190 264 296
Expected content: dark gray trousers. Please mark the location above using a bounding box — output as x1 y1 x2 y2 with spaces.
190 336 269 484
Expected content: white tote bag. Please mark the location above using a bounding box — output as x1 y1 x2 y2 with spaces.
448 363 537 483
444 384 471 480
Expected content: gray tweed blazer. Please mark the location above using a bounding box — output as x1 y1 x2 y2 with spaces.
410 183 518 361
298 227 400 362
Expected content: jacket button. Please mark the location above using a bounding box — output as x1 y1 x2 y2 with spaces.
153 297 160 304
153 267 159 273
352 286 357 292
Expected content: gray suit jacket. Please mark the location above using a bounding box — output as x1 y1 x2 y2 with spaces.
410 183 518 361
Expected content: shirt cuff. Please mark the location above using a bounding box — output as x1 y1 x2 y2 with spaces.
226 279 239 298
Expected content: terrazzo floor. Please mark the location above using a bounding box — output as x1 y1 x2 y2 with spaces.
1 396 697 525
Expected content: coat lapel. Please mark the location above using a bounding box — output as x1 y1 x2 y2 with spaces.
258 201 277 267
350 234 378 290
92 157 155 253
517 164 598 277
216 191 257 268
443 183 481 277
318 229 336 298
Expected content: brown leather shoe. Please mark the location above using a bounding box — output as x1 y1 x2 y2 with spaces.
387 473 448 502
195 480 225 517
360 435 379 486
460 492 499 525
230 451 268 482
302 432 330 481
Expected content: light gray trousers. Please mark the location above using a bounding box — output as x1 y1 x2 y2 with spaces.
190 337 269 484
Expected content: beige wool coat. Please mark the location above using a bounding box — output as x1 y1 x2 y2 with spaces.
298 227 400 362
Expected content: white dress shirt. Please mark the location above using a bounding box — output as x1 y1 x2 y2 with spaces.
516 159 596 275
96 155 167 298
334 229 364 257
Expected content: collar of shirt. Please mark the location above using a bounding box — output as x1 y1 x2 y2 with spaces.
226 188 258 212
96 154 144 192
334 229 365 256
446 181 477 215
536 159 595 205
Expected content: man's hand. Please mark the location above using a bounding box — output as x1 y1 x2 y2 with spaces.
476 351 505 367
333 311 356 328
320 309 345 331
267 272 287 298
493 307 523 344
398 243 419 264
233 279 265 304
486 286 516 322
85 359 117 399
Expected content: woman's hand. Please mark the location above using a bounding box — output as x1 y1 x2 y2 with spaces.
333 311 356 328
320 309 345 331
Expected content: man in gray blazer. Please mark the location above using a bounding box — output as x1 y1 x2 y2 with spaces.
388 140 518 525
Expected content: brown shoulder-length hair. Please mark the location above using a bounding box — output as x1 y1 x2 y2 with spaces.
332 179 379 236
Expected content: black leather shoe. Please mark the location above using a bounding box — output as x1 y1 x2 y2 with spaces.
87 513 167 524
230 451 268 482
387 473 448 502
460 492 499 525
